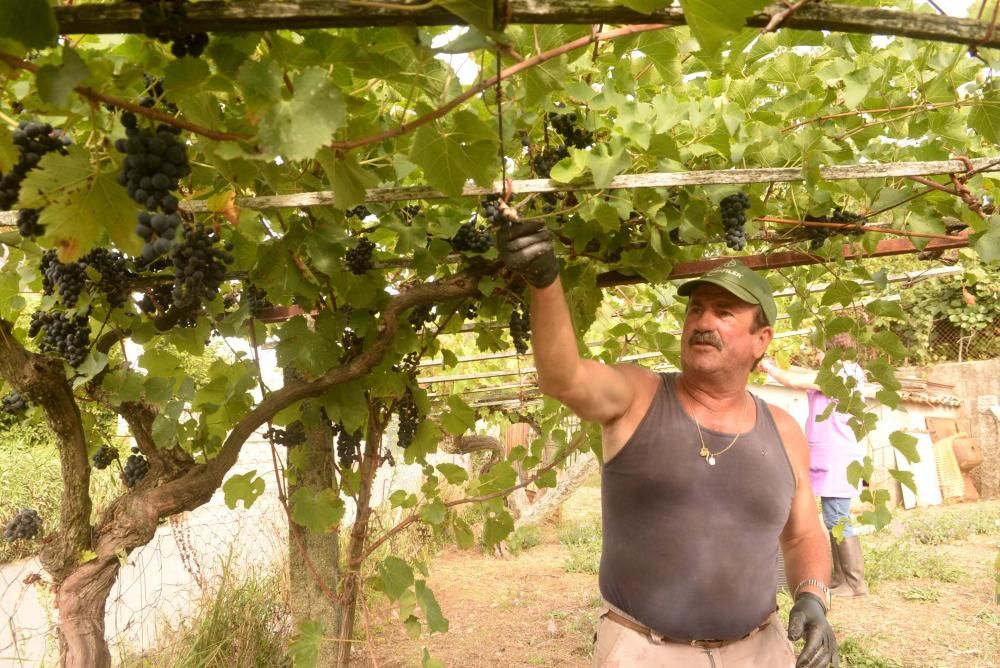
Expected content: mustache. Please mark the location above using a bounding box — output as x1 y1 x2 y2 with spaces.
689 331 723 350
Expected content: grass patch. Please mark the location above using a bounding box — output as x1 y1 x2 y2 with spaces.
864 539 965 584
901 501 1000 545
127 560 291 667
1 442 120 563
558 519 602 575
507 525 542 555
837 637 903 667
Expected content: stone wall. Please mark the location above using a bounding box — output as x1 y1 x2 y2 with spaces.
922 358 1000 499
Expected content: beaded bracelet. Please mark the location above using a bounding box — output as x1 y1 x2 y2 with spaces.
793 578 832 611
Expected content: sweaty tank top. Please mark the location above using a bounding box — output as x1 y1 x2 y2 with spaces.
599 372 795 641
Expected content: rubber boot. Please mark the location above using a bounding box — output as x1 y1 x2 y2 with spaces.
829 532 845 590
831 535 869 598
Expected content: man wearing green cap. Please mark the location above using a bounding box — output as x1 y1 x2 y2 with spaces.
498 220 837 668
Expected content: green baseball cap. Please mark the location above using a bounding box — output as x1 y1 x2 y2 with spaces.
677 260 777 326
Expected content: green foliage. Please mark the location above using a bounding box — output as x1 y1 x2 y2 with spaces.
506 525 542 555
900 501 1000 545
836 638 904 668
120 561 290 668
558 519 602 575
5 4 1000 663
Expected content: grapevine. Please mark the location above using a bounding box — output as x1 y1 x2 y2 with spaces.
121 452 150 488
531 145 569 178
116 112 190 262
3 509 42 543
720 193 750 251
265 422 306 448
0 121 71 211
1 392 29 417
28 310 91 367
40 251 87 308
16 209 44 238
450 219 493 253
547 111 593 149
170 223 235 307
337 427 363 468
345 236 376 275
396 387 420 449
128 0 210 58
509 304 531 354
92 445 119 470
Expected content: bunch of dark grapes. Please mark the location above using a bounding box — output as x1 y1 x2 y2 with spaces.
408 303 435 331
1 392 29 417
720 192 751 251
346 205 370 219
547 112 593 149
116 111 189 261
341 328 364 363
0 121 71 211
265 422 306 448
121 452 150 488
3 509 41 543
83 248 132 308
463 302 478 321
392 351 420 377
804 209 863 249
244 284 273 314
92 445 118 470
509 304 531 354
401 204 421 221
28 310 91 367
481 197 518 229
532 145 569 178
128 0 209 58
40 251 87 308
804 214 831 249
345 236 375 275
337 427 362 468
396 388 420 449
170 224 234 307
139 284 173 315
17 209 44 238
450 220 492 253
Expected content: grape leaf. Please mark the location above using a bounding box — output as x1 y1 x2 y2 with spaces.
258 67 346 161
889 431 920 464
316 148 378 210
410 111 499 197
36 47 89 107
222 471 266 509
415 580 449 633
290 486 346 533
19 146 142 259
286 620 324 668
377 556 414 600
679 0 769 53
0 0 57 50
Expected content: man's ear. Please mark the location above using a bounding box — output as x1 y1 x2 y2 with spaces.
754 326 774 358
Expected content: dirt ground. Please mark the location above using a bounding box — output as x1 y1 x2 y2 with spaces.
361 489 1000 668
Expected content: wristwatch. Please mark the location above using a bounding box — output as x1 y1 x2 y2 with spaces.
793 578 832 611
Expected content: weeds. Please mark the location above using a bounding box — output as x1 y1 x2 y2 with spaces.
507 525 542 555
558 519 602 574
127 558 291 667
865 539 965 584
902 502 1000 545
837 637 904 667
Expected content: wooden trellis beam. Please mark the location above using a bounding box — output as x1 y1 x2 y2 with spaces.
49 2 1000 50
176 156 1000 213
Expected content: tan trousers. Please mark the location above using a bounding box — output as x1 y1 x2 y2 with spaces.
592 605 796 667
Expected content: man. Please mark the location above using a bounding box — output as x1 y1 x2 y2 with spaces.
498 217 838 667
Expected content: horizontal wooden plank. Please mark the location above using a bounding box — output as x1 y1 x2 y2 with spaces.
49 2 1000 50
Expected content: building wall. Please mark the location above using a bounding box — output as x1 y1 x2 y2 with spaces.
921 358 1000 499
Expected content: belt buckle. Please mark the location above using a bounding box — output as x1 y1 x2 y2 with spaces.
690 638 726 650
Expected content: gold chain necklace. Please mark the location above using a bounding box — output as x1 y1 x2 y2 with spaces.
693 394 751 466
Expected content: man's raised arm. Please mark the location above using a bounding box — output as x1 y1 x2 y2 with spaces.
497 218 636 425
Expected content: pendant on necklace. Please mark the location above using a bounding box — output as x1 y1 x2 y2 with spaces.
707 455 716 466
699 446 709 458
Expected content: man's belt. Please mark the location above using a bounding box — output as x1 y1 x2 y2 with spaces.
602 608 773 650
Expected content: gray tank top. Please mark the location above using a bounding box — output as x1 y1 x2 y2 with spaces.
599 372 795 640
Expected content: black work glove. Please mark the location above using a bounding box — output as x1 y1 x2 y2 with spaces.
788 592 838 668
496 219 560 289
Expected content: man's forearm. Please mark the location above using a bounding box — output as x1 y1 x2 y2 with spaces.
529 278 583 397
782 532 833 608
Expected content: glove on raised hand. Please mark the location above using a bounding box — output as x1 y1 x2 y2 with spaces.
496 219 560 289
788 592 839 668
